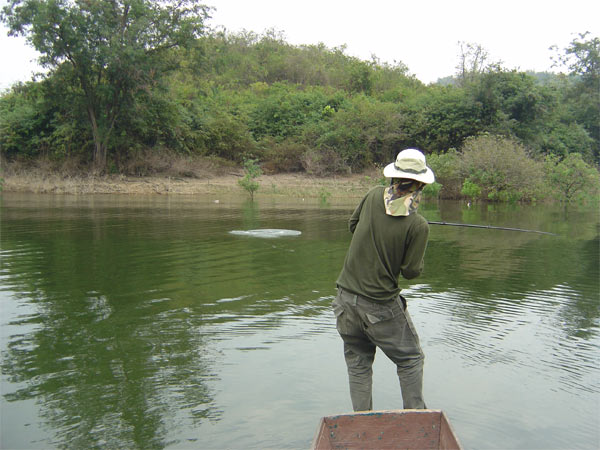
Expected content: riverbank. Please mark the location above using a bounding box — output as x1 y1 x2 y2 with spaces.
1 171 377 200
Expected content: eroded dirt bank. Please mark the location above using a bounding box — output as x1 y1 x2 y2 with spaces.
2 172 377 200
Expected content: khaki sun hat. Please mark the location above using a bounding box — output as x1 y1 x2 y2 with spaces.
383 148 435 184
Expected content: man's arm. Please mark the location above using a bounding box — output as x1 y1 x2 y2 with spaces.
400 221 429 279
348 195 367 233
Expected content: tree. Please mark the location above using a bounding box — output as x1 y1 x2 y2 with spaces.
551 32 600 162
552 32 599 89
238 158 262 200
468 69 548 142
347 60 373 95
404 85 483 152
455 41 490 86
544 153 600 202
1 0 210 173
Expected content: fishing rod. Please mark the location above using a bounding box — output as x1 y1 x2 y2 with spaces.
427 221 557 236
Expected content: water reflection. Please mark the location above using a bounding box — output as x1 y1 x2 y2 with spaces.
2 274 221 449
1 194 598 449
1 194 350 449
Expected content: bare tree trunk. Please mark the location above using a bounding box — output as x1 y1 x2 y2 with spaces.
87 106 106 174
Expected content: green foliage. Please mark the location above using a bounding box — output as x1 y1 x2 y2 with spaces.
0 20 597 205
247 83 330 140
238 158 262 200
423 182 442 198
1 0 210 173
0 84 48 157
0 80 89 160
552 32 599 89
258 138 306 173
402 85 484 152
548 33 600 162
469 70 546 133
544 153 600 203
425 149 463 197
202 109 255 161
193 31 412 94
318 188 332 206
425 136 599 203
547 122 595 160
459 135 545 202
460 180 482 200
347 61 373 94
305 95 404 171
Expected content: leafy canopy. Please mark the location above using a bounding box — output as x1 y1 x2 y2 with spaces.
1 0 210 172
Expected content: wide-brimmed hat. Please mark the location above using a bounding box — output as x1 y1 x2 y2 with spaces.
383 148 435 184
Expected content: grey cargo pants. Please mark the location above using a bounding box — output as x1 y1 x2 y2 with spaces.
333 287 426 411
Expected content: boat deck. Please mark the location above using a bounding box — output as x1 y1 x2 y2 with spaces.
311 409 462 449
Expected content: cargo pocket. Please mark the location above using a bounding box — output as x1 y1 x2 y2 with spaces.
364 300 401 325
333 302 345 319
397 296 420 341
332 295 347 333
399 294 407 310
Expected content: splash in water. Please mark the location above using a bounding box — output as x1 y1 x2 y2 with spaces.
229 229 302 238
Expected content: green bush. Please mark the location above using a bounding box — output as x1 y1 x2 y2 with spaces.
425 149 462 198
0 84 54 158
0 81 91 162
309 95 404 171
423 182 442 198
318 187 332 205
461 180 481 200
459 134 545 201
544 153 600 203
247 83 330 140
1 27 597 186
203 110 256 161
238 158 262 200
259 138 307 173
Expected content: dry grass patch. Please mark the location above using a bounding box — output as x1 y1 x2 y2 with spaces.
1 153 383 197
118 150 238 179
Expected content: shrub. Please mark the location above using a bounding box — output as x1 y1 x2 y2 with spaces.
201 108 256 162
259 138 307 173
425 149 462 198
459 134 545 201
423 182 442 198
544 153 600 203
300 147 348 176
318 187 332 205
308 95 404 171
247 83 330 140
461 180 481 200
238 158 262 200
0 83 87 159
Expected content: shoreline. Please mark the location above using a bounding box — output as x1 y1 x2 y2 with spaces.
1 172 376 199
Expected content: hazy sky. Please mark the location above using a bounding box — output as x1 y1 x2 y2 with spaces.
1 0 599 89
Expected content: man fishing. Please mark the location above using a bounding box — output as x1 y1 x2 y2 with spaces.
333 148 434 412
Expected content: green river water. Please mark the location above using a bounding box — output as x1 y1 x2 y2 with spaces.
1 193 598 449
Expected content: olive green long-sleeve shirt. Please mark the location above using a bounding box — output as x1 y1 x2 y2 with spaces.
336 186 429 301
